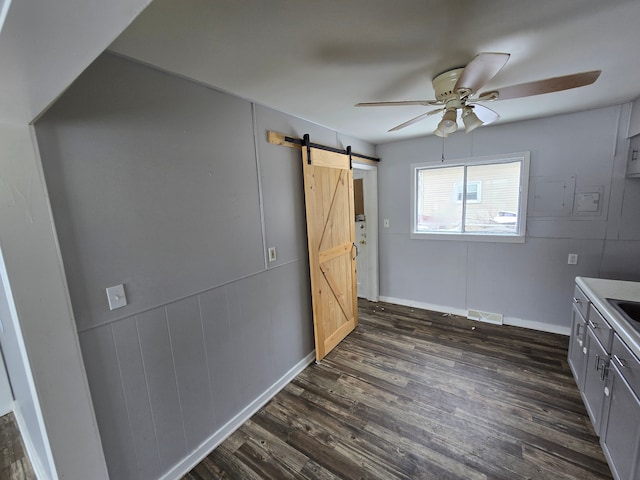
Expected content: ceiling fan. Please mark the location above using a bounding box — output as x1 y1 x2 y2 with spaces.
356 53 601 136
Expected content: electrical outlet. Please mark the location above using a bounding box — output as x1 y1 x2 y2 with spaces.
383 218 390 228
268 247 277 262
568 253 578 265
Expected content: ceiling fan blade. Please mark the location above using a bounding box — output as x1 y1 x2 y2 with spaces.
356 100 440 107
388 111 436 132
478 70 601 101
454 53 510 95
471 104 499 125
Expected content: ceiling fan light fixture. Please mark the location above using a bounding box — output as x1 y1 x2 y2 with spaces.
438 108 458 134
462 107 483 133
433 126 448 138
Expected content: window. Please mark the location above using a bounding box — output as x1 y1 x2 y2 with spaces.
455 181 481 203
411 152 529 242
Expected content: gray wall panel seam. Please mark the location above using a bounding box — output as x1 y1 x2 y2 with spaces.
165 306 189 455
134 315 162 474
110 323 140 476
223 284 240 405
197 294 217 422
252 102 269 270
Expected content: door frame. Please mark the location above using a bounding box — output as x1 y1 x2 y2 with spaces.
353 162 379 302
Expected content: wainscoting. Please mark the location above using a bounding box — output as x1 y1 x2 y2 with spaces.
183 299 611 480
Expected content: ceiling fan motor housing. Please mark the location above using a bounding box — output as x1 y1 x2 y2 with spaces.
432 68 465 101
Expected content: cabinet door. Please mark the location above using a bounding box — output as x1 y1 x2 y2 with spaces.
582 327 608 435
601 363 640 480
568 304 588 390
628 134 640 177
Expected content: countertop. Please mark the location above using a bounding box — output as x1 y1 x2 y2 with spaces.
576 276 640 359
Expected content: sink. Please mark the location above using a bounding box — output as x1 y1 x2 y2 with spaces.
608 299 640 330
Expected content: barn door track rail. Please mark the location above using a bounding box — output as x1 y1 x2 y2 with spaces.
267 131 380 166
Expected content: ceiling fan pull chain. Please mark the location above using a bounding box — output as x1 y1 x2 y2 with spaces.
441 136 445 162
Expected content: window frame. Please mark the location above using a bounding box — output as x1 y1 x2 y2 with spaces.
410 151 530 243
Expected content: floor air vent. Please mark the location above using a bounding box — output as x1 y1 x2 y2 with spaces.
468 309 503 325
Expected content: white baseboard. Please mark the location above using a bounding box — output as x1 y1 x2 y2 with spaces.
378 296 468 317
161 351 315 480
13 405 51 480
503 317 570 336
378 296 570 336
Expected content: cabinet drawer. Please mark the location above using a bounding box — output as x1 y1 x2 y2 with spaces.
573 285 590 319
611 334 640 395
588 304 613 352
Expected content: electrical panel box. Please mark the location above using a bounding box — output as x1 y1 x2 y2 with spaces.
574 186 604 216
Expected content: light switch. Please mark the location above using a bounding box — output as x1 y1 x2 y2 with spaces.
106 284 127 310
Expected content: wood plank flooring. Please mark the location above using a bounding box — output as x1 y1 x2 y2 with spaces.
0 412 35 480
183 300 613 480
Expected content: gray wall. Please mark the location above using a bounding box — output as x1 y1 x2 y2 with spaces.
35 53 374 479
376 104 640 332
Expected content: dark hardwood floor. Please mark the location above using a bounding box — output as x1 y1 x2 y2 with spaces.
0 412 35 480
183 300 612 480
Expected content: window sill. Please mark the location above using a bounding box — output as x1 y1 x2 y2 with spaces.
410 231 526 243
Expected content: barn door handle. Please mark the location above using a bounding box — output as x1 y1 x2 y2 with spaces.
353 242 359 258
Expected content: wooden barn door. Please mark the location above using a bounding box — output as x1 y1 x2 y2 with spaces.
302 145 358 362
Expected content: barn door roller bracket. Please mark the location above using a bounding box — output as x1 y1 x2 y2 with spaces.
303 133 312 164
267 131 380 165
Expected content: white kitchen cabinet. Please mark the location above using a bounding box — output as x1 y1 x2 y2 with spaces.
582 327 609 435
569 285 612 436
570 278 640 480
568 302 588 390
601 335 640 480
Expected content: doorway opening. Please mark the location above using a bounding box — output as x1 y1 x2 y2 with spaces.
353 164 379 302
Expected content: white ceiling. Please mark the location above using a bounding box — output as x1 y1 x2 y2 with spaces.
109 0 640 144
0 0 152 124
